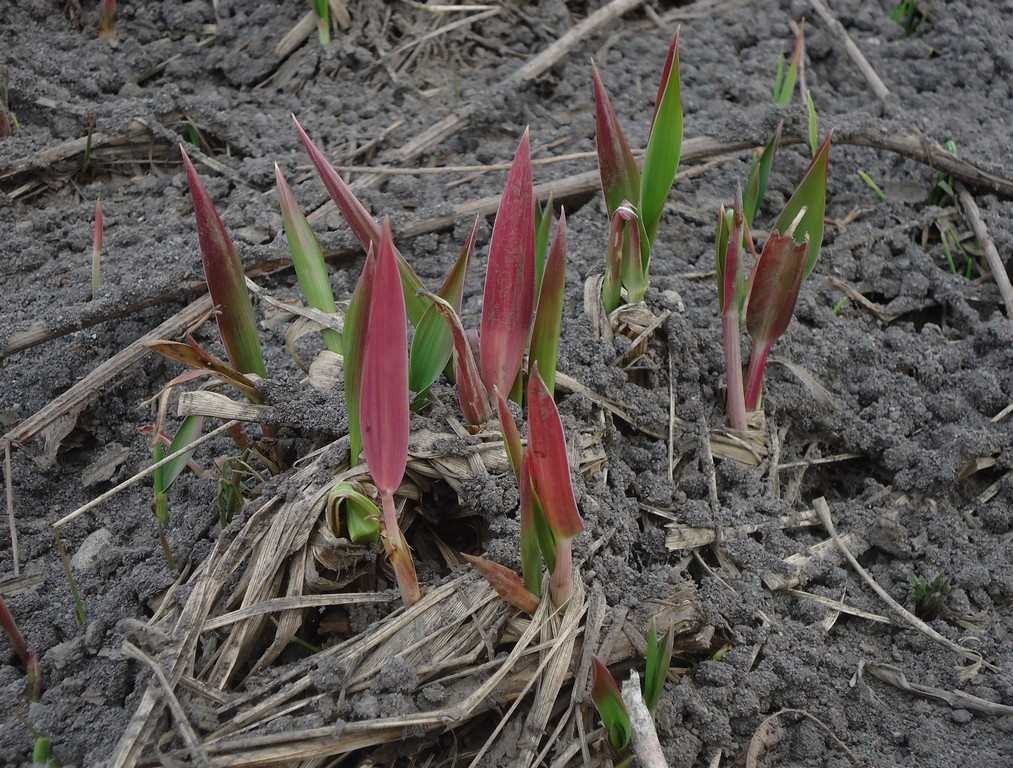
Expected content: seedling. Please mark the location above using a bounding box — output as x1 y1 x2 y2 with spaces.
91 198 103 300
275 163 342 355
312 0 331 46
772 22 805 106
590 620 674 754
594 28 682 312
910 573 951 621
98 0 116 40
179 147 267 379
54 525 87 626
324 481 381 545
359 218 420 607
892 0 929 36
858 170 886 200
717 134 832 429
0 596 40 703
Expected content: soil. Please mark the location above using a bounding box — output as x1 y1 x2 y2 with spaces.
2 1 1013 766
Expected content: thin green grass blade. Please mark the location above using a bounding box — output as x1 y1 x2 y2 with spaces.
643 620 674 716
534 193 554 293
640 27 683 257
529 210 567 396
161 415 205 489
275 163 341 354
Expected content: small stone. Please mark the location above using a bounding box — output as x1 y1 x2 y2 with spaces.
951 708 973 724
71 528 114 572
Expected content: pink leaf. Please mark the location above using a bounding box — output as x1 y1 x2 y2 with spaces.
480 130 536 402
360 218 409 498
526 364 583 541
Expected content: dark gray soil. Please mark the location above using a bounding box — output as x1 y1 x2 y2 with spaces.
3 0 1013 766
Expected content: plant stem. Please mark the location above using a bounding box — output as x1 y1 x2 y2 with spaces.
380 493 421 607
744 339 773 411
722 311 747 430
548 540 573 607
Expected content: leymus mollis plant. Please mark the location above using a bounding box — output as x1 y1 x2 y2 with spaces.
594 28 683 313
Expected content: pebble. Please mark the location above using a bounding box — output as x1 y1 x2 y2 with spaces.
951 708 973 724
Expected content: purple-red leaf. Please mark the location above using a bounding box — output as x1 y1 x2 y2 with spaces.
480 130 536 402
743 213 809 410
425 292 491 427
293 115 430 324
593 62 641 219
526 364 583 542
360 218 409 498
463 554 539 615
180 147 266 378
591 656 631 751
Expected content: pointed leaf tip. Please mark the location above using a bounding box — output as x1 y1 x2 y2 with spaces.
180 147 265 378
526 364 583 541
480 133 536 401
360 218 409 498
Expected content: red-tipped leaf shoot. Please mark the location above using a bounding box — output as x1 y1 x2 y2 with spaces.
480 130 536 402
593 62 641 219
180 147 266 378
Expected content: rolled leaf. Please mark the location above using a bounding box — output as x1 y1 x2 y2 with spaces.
772 131 832 278
534 193 554 293
325 481 381 545
601 207 625 315
408 216 478 393
592 62 641 218
463 554 539 615
526 364 583 542
480 130 536 402
495 388 541 596
591 656 631 751
425 292 491 426
275 163 342 354
529 209 567 396
343 246 376 466
92 197 103 298
744 214 809 410
640 27 683 255
180 147 266 378
293 115 430 324
312 0 330 45
717 194 747 431
617 205 646 303
360 218 409 498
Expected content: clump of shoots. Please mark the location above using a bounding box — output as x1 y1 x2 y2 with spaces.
275 163 342 355
772 21 804 105
893 0 929 36
359 218 420 607
594 28 682 312
99 0 116 40
717 133 832 428
590 621 673 755
91 197 103 300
